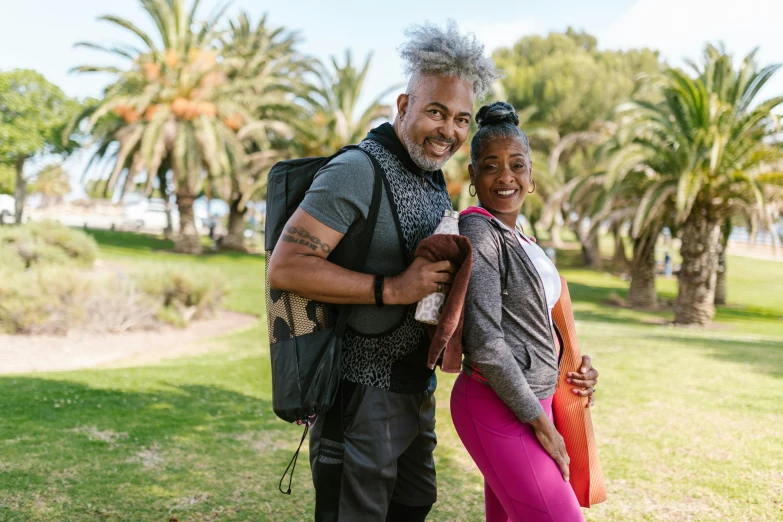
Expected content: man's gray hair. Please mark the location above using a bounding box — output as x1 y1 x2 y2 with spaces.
398 20 500 98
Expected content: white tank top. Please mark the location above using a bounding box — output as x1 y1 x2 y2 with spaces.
499 221 562 315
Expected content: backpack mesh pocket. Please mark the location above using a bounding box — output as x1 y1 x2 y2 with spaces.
265 251 338 343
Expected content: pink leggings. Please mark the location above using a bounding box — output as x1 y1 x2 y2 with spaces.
450 372 584 522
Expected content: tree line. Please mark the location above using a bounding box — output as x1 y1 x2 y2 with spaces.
0 2 781 326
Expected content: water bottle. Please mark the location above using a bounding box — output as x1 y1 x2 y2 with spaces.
415 209 461 325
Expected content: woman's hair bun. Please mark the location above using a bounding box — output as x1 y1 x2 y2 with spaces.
475 101 519 129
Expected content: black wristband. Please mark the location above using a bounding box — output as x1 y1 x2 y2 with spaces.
374 275 385 307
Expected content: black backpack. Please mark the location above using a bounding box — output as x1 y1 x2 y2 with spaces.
264 144 383 424
264 144 384 492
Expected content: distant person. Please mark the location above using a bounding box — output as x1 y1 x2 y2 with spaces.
269 21 496 521
664 251 672 276
207 214 218 240
453 102 599 522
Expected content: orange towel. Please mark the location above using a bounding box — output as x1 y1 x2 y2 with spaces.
551 276 607 508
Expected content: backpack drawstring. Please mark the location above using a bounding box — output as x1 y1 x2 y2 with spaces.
279 424 309 495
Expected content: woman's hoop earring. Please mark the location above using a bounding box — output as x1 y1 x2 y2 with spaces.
528 180 536 194
469 184 477 197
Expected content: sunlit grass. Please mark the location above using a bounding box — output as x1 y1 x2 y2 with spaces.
0 230 780 521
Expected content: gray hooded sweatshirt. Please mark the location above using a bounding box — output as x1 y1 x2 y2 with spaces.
459 210 561 423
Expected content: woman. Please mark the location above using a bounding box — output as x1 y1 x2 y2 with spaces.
451 102 599 522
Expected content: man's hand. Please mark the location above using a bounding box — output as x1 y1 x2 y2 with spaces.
385 257 457 305
566 355 599 408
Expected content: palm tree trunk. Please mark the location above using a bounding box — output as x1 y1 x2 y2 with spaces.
550 212 565 248
164 201 174 240
573 221 602 269
714 220 731 305
749 216 758 247
611 222 629 274
221 196 248 252
628 227 660 308
157 165 174 240
674 207 721 325
587 232 602 270
714 248 727 306
173 191 202 254
13 156 27 224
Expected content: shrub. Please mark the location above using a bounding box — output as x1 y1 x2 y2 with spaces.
26 221 98 265
0 266 90 334
0 244 25 272
0 221 97 269
0 248 227 334
80 275 160 333
135 267 228 326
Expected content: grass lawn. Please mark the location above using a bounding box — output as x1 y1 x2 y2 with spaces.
0 230 781 521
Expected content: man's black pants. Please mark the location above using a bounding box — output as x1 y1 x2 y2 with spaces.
309 378 438 522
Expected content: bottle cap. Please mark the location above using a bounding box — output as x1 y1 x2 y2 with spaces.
443 210 460 219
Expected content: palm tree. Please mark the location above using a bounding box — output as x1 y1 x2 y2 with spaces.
214 12 309 251
573 120 673 308
601 163 673 308
714 166 783 303
538 121 616 265
30 163 71 208
607 45 783 324
73 0 249 254
293 50 397 157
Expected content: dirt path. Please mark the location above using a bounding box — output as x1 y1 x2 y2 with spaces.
0 311 258 375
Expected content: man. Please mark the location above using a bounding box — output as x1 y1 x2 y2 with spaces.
269 21 597 521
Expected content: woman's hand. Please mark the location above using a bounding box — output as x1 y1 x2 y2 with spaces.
567 355 599 408
530 414 570 481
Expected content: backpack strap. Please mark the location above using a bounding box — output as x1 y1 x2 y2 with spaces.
333 145 384 338
277 145 384 497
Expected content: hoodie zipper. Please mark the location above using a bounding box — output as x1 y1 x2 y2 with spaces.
496 223 561 375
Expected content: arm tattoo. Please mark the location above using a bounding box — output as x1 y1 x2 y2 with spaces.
281 226 333 254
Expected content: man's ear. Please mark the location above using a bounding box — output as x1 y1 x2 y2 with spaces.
397 93 410 119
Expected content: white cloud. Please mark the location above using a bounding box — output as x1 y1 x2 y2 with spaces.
600 0 783 99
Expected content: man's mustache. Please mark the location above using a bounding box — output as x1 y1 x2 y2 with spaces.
425 136 457 148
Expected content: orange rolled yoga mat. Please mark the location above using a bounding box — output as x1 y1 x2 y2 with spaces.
551 277 607 508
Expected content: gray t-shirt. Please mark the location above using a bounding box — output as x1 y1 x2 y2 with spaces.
299 149 407 335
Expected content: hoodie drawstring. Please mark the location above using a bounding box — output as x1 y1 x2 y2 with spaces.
460 208 512 296
489 220 511 296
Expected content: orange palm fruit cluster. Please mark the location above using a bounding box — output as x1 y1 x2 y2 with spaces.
224 113 243 131
113 105 141 124
141 62 161 82
171 97 217 120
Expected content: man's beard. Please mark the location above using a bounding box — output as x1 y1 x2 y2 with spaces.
400 125 455 171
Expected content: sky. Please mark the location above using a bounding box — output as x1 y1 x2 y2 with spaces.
1 0 781 191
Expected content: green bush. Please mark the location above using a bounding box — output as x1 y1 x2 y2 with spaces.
0 244 25 271
0 266 90 334
81 275 160 333
0 239 228 334
136 267 228 326
27 221 98 265
0 221 97 268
